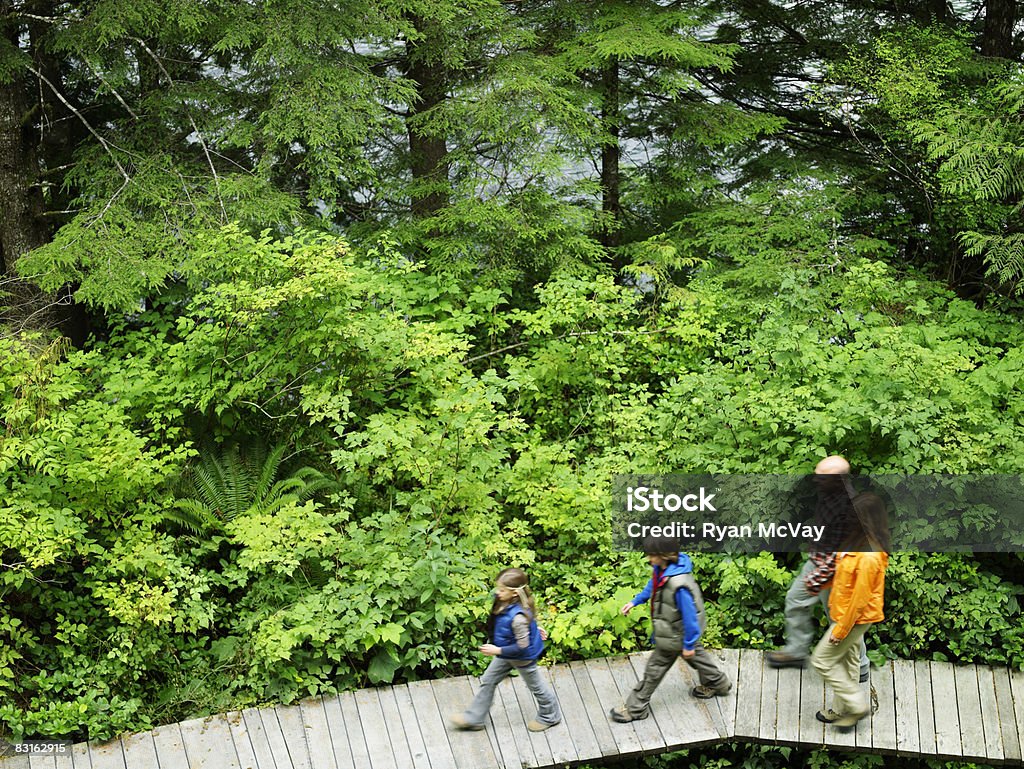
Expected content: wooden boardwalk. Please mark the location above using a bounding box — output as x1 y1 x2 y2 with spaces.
3 650 1022 768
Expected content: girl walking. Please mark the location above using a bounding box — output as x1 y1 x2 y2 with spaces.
451 567 562 732
811 492 890 729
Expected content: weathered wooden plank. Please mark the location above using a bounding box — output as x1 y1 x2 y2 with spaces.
954 664 986 759
495 673 536 768
0 755 28 769
430 676 499 769
891 658 919 756
758 657 780 743
321 695 357 769
87 738 126 769
549 663 602 761
276 705 313 769
1012 667 1024 765
931 661 961 758
151 723 189 769
182 715 243 769
224 710 259 769
583 658 643 758
511 665 556 767
977 665 1004 763
70 742 92 769
674 650 727 741
537 665 576 766
298 698 339 769
119 733 158 769
392 686 432 769
798 664 825 747
714 648 741 738
468 671 507 765
733 649 763 740
354 688 396 769
372 689 416 769
405 680 458 769
255 708 296 769
53 752 72 769
606 654 666 754
915 661 937 757
27 756 56 769
994 666 1022 764
567 660 620 759
669 654 722 747
870 660 897 753
773 665 801 746
339 691 373 769
242 707 284 769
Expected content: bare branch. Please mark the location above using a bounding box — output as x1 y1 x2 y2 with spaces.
131 37 227 221
24 64 131 182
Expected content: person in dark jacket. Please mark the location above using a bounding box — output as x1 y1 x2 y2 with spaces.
610 537 731 723
767 455 869 683
451 567 562 732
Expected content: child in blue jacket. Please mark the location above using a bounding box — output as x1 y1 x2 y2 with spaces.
610 537 731 722
451 567 562 732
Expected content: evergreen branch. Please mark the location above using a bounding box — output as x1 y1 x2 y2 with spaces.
81 59 139 121
131 37 227 221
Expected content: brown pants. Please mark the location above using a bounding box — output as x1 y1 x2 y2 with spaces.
625 645 729 717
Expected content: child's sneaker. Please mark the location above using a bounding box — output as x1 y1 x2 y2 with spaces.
609 705 649 722
450 714 485 731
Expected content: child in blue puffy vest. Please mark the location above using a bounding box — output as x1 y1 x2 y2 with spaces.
451 567 562 732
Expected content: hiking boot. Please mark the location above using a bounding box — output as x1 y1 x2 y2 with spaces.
816 708 868 728
766 651 806 669
692 683 731 699
527 719 560 732
815 709 843 724
609 705 648 723
832 708 870 728
450 714 485 731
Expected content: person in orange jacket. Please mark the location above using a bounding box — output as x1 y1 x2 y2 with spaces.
811 492 890 729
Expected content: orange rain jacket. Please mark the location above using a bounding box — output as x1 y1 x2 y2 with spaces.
827 550 888 641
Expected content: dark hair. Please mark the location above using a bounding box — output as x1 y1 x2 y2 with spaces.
847 493 891 553
641 536 679 561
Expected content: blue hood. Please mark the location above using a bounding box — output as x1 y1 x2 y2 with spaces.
660 552 693 576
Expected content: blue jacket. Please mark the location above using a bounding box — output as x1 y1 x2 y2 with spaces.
491 604 544 660
631 553 701 651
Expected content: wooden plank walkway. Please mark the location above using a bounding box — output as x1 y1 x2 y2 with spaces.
3 651 1021 768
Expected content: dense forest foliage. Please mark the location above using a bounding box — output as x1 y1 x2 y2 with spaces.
2 1 1023 767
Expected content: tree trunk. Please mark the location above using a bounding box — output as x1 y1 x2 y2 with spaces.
404 15 450 219
600 56 621 250
0 4 52 333
981 0 1016 59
